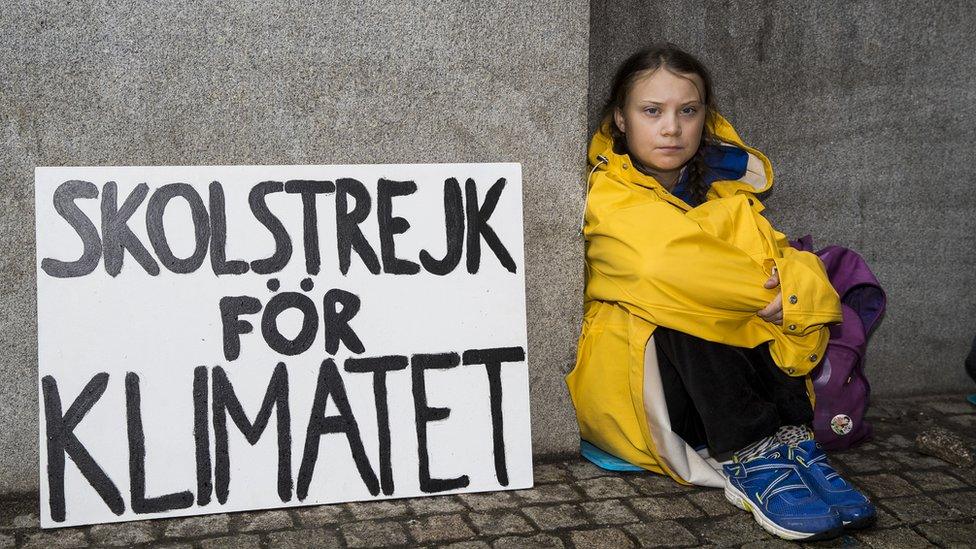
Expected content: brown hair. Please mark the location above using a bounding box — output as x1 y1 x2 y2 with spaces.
601 44 717 204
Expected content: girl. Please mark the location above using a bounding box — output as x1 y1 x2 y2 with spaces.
567 44 875 541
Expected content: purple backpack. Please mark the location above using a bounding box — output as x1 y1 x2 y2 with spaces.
792 236 886 450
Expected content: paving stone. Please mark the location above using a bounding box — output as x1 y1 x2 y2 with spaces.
623 520 698 547
345 500 410 520
565 459 612 480
891 451 949 469
293 504 348 526
933 490 976 517
950 465 976 487
830 452 886 474
267 528 341 548
853 525 931 548
198 534 262 549
514 484 581 505
580 499 639 524
947 414 976 430
903 469 969 491
468 511 535 535
873 420 908 435
857 441 883 452
407 513 475 544
340 520 408 548
878 433 914 450
866 403 904 420
916 520 976 547
523 504 588 530
627 474 693 495
492 533 565 548
22 528 89 549
234 509 294 532
628 496 702 520
686 489 735 516
11 513 38 529
800 538 857 549
568 527 634 548
853 473 920 497
407 495 467 515
878 494 961 524
0 534 12 549
871 505 903 529
897 396 941 408
577 477 637 499
740 539 796 548
151 544 193 549
162 513 231 537
687 514 766 546
89 521 156 545
534 463 572 484
0 499 35 530
459 491 520 511
924 400 976 415
442 542 491 549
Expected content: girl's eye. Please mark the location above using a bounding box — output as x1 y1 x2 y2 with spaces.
681 106 698 115
643 107 660 115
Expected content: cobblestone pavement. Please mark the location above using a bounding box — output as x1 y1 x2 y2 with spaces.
3 394 975 548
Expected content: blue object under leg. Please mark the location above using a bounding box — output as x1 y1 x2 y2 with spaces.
967 394 976 406
580 440 644 472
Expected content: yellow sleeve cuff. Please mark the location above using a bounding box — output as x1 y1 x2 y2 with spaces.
769 251 842 336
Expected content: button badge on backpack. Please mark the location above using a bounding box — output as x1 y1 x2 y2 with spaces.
830 414 853 436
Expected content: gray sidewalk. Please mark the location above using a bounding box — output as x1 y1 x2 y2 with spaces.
2 394 975 548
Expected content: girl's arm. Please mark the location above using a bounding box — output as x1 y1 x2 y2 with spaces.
585 196 841 338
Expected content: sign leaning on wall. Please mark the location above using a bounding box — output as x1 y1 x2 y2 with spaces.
35 163 531 528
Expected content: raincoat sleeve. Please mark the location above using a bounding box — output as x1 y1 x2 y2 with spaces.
585 195 841 348
768 246 843 336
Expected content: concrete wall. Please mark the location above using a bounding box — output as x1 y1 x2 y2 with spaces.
590 0 976 396
0 0 588 494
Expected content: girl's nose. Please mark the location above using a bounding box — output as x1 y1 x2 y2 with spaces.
661 115 681 136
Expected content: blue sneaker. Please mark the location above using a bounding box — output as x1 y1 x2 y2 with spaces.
793 439 876 529
723 444 843 541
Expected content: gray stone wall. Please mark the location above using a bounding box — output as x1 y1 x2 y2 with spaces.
0 0 588 494
590 0 976 395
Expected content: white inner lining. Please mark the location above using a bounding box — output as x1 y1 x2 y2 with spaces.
642 334 726 488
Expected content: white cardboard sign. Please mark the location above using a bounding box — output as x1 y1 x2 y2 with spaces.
35 163 531 528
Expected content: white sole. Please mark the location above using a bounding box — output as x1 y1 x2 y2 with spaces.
724 479 835 541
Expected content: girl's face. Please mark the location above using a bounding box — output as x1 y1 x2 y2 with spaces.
614 68 706 188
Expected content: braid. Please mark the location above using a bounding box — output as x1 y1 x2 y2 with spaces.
687 115 715 204
686 134 711 205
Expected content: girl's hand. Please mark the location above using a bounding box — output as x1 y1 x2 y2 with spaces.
757 269 783 325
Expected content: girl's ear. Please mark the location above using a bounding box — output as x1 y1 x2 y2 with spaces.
613 107 626 134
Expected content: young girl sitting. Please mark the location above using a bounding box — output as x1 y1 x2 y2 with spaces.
567 44 875 541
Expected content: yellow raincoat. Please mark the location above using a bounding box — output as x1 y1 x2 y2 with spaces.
566 115 842 486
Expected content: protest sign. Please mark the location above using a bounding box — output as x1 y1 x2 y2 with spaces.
34 163 531 527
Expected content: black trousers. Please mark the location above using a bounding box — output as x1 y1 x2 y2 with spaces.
654 326 814 458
